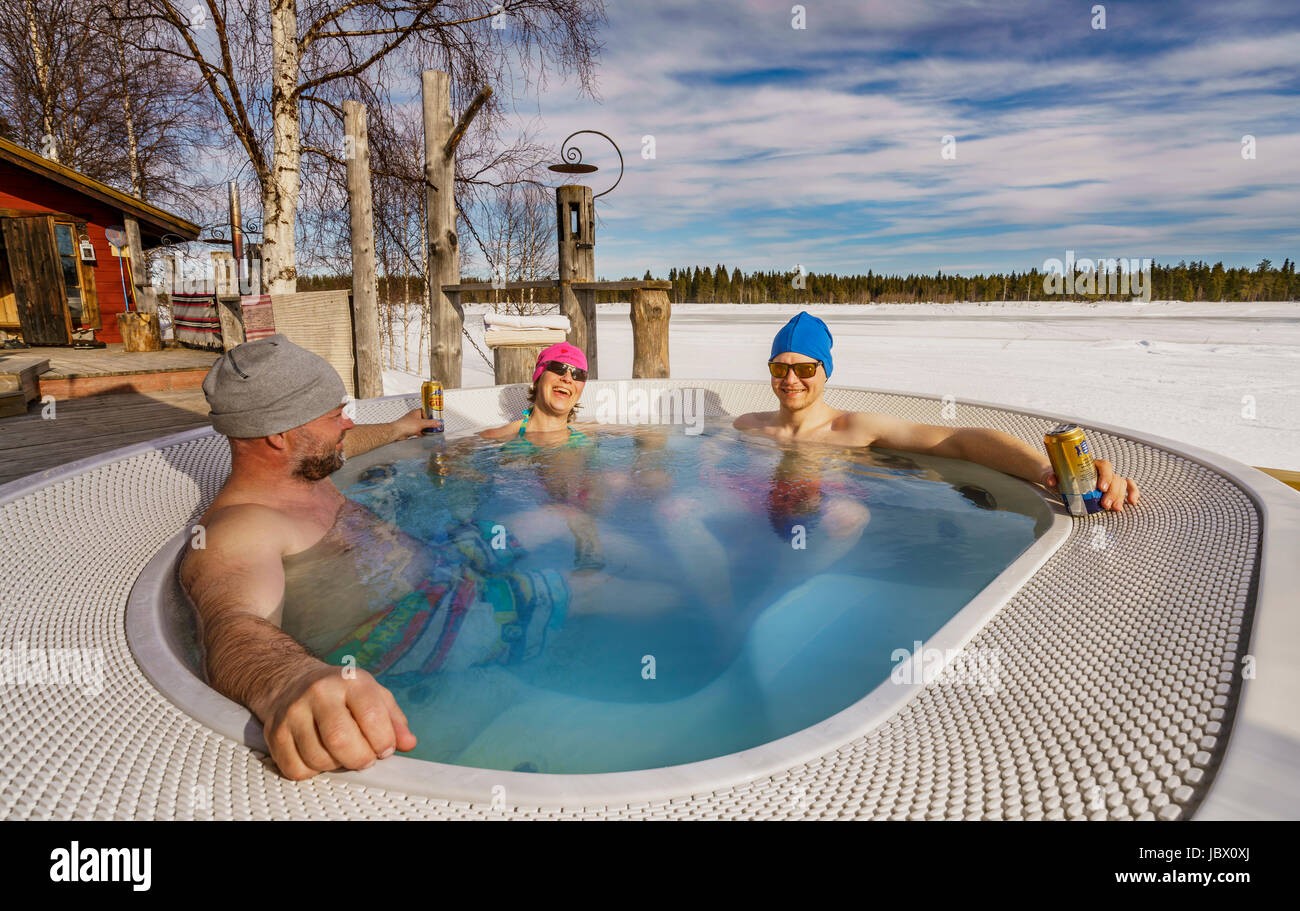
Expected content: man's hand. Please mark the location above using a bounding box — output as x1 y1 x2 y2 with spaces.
1041 459 1140 513
393 407 440 439
343 408 439 458
260 662 418 781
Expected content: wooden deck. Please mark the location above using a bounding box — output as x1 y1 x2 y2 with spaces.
0 343 218 399
5 343 219 378
0 388 212 486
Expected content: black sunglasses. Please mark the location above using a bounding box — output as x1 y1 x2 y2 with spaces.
543 360 588 382
767 360 822 379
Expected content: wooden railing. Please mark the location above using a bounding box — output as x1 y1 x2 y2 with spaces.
443 280 672 385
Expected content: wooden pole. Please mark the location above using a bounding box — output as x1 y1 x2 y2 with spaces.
423 70 462 388
493 344 546 386
122 215 157 316
556 184 596 377
630 288 671 378
344 99 383 399
120 214 163 350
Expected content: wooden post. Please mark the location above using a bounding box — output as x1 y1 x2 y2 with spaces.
556 184 596 378
423 70 462 388
122 215 157 316
630 288 671 378
216 296 244 350
344 100 383 399
210 251 235 296
493 344 546 386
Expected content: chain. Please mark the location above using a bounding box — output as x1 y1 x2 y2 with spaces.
462 324 494 369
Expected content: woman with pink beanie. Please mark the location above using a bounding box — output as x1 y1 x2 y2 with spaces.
480 341 591 446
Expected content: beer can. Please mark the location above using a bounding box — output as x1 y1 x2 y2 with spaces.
420 380 445 434
1044 423 1102 516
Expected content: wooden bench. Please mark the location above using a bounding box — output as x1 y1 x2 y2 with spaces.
0 356 50 417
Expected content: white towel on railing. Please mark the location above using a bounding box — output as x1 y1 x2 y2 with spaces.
483 313 571 331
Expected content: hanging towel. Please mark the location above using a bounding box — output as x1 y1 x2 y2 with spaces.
170 292 223 350
240 294 276 341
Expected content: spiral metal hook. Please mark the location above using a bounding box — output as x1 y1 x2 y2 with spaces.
549 130 624 199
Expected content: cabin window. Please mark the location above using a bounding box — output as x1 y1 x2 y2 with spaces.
53 223 85 326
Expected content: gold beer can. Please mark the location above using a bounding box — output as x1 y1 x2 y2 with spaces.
1044 423 1102 516
421 380 445 434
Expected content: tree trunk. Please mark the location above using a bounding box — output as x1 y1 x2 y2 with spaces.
423 70 462 387
110 6 142 197
418 180 431 373
24 0 56 160
344 100 382 398
263 0 302 294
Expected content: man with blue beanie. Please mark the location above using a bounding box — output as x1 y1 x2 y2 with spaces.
735 311 1139 512
769 310 835 379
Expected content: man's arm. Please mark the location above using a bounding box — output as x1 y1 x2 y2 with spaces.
179 507 416 779
849 412 1139 512
343 408 439 458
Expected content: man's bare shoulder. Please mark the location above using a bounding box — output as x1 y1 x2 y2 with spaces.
181 503 299 581
831 408 888 429
825 409 892 445
733 411 777 431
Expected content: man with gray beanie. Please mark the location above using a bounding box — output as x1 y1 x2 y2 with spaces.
181 335 679 781
180 335 436 780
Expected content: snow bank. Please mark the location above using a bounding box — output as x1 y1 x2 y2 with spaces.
383 300 1300 471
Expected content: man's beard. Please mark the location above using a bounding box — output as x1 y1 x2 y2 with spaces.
291 435 345 481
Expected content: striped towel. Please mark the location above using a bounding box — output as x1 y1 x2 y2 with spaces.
170 293 223 350
240 294 276 341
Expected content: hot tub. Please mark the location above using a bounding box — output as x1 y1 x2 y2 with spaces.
2 380 1295 819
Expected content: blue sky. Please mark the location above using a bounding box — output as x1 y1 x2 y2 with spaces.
491 0 1300 279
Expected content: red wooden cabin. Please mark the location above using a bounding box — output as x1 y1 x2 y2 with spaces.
0 136 200 346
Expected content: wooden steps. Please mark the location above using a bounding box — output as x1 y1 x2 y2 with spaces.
0 356 49 417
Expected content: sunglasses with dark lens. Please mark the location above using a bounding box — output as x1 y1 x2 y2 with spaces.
544 360 588 382
767 360 822 379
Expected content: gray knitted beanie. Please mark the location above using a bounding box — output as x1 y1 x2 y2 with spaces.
202 335 347 438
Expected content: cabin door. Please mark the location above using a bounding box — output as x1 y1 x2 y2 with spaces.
0 215 71 346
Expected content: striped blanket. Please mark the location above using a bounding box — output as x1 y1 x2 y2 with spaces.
170 293 222 350
240 294 276 341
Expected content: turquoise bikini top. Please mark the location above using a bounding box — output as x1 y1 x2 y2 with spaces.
500 407 587 452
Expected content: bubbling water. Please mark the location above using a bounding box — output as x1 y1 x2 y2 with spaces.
280 420 1046 773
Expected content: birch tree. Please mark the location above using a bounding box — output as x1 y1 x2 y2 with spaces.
126 0 605 294
0 1 213 219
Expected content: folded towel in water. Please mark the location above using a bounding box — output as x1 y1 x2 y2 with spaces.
483 313 571 331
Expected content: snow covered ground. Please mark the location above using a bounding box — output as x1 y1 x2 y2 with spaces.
383 300 1300 471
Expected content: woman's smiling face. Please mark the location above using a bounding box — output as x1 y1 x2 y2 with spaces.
537 361 585 415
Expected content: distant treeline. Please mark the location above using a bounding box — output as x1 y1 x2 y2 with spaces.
658 259 1298 304
299 258 1299 304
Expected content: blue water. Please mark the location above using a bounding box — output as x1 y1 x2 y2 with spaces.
296 420 1047 774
